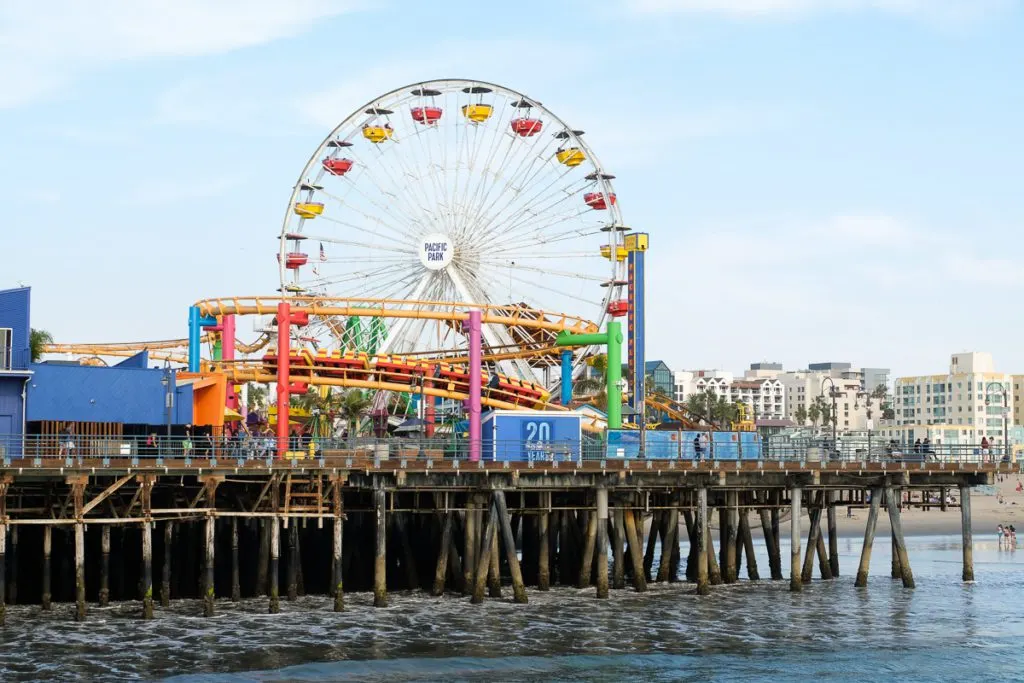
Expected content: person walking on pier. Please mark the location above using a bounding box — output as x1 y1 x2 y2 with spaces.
59 423 76 458
694 434 703 461
982 436 991 461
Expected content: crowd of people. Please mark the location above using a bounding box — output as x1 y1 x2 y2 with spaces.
997 523 1018 548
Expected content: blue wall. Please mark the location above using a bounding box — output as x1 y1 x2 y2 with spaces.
27 363 192 425
0 287 31 370
0 287 31 439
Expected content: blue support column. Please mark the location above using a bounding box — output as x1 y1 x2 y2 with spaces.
561 349 573 405
627 234 647 423
188 306 217 372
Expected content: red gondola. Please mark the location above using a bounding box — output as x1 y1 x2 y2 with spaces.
607 300 628 317
322 157 354 176
510 118 543 137
278 252 308 269
411 106 443 125
584 192 616 210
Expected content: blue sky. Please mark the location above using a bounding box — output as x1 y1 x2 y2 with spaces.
2 0 1022 379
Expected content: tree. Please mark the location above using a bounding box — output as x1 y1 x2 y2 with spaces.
338 390 372 438
29 328 53 362
684 390 717 423
573 354 608 410
247 384 268 412
807 400 821 428
794 405 808 425
814 395 833 429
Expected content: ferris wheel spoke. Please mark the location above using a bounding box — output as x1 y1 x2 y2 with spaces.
317 186 423 244
297 233 417 255
454 102 518 244
472 166 584 247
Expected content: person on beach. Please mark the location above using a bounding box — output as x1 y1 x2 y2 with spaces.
997 524 1004 546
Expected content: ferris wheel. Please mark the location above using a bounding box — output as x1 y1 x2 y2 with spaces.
278 78 626 388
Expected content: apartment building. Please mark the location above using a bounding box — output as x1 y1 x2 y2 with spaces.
881 352 1013 446
673 369 785 419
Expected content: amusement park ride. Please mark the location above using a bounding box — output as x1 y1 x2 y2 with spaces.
44 79 716 457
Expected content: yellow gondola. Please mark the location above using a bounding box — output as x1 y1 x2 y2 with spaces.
293 202 324 219
461 104 493 123
599 245 628 262
362 125 394 143
556 147 586 167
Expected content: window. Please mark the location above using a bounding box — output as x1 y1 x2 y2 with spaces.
0 328 10 370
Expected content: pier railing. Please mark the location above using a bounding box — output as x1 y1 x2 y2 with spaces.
0 433 1013 466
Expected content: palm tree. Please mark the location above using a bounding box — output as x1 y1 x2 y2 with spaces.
808 401 821 428
338 390 372 439
794 405 808 426
573 353 607 409
684 390 716 423
29 328 53 362
246 384 268 412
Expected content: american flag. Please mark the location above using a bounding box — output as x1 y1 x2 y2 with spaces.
319 242 327 262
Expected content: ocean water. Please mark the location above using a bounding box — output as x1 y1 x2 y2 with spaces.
1 535 1022 682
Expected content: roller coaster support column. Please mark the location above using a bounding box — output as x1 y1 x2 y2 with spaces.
556 322 623 429
468 310 482 462
188 306 217 373
275 302 310 459
222 314 238 411
561 350 573 405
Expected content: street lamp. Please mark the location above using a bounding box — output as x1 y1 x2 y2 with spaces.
984 381 1009 461
855 392 874 461
820 377 839 458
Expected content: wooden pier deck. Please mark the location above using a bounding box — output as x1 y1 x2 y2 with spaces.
0 457 1014 622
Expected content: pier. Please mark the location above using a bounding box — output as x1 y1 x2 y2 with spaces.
0 450 1010 622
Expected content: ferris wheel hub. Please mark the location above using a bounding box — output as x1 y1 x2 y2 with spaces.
419 233 454 271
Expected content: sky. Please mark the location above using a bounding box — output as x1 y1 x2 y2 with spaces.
1 0 1022 380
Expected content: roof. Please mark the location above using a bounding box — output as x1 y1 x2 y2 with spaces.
645 360 670 372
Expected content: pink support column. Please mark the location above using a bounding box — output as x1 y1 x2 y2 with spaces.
468 310 482 462
276 302 290 459
222 314 238 412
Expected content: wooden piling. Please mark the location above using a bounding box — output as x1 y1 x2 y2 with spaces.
595 487 609 599
723 491 738 584
488 528 502 598
203 516 215 616
538 492 550 591
373 488 388 608
854 486 882 587
231 518 241 602
578 509 597 589
287 522 298 601
643 510 660 581
801 497 823 583
41 525 52 611
269 516 280 614
612 506 626 589
683 510 698 582
706 517 723 586
142 522 154 619
494 490 528 603
758 493 782 580
463 497 476 594
657 506 679 583
959 484 974 582
886 486 915 589
790 486 802 592
739 509 759 580
99 524 111 607
471 501 497 604
161 521 172 608
827 491 840 578
815 532 833 580
75 521 86 621
622 500 647 592
432 511 453 596
333 515 344 611
695 487 710 595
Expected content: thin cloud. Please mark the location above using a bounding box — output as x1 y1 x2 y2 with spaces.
626 0 1015 21
0 0 359 109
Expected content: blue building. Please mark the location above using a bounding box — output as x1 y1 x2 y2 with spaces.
644 360 673 397
0 287 32 452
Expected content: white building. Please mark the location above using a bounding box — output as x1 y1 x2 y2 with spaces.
673 369 784 419
875 352 1013 447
